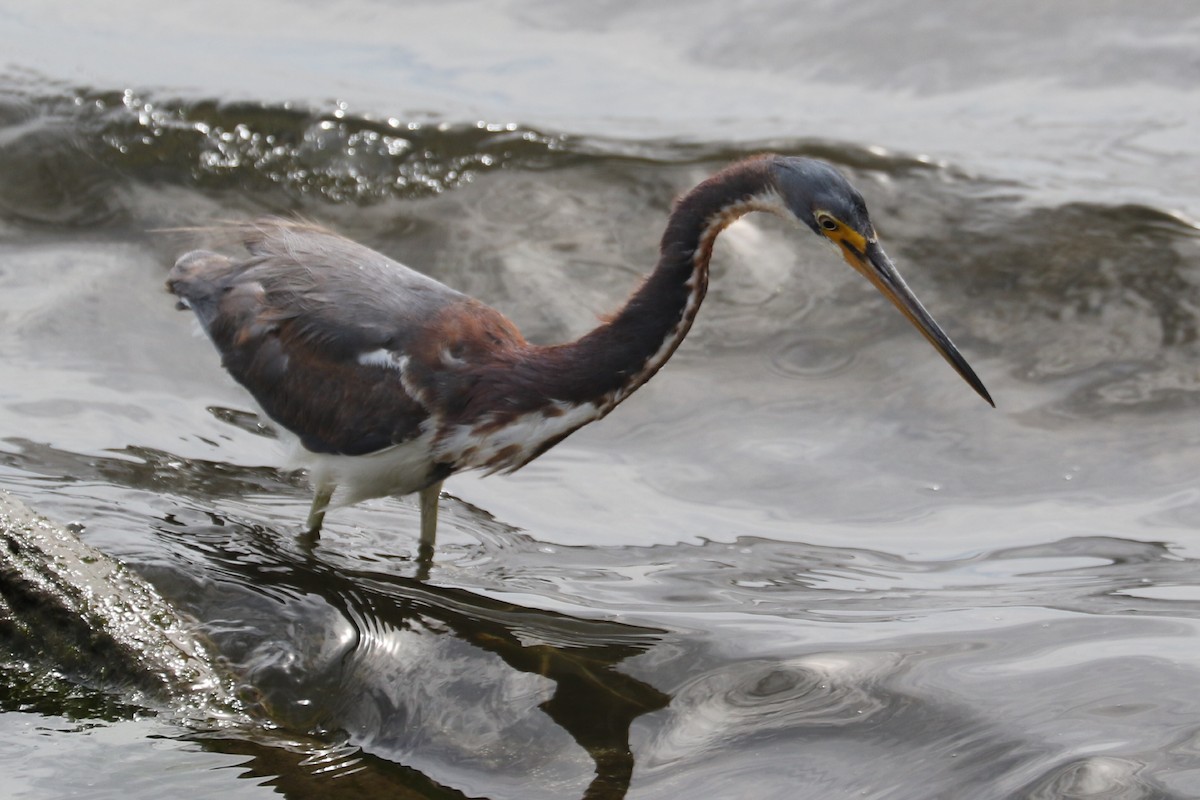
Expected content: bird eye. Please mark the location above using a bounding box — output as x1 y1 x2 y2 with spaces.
817 214 838 232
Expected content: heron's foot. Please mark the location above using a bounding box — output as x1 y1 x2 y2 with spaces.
296 526 321 557
415 540 435 581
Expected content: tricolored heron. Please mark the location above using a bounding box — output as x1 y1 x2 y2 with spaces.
168 154 992 549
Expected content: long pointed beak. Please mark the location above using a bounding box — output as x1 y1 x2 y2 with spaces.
845 240 994 407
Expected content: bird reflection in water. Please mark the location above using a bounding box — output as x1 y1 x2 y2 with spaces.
171 514 670 800
0 439 668 798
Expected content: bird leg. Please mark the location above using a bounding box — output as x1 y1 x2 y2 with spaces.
418 480 443 550
306 484 335 536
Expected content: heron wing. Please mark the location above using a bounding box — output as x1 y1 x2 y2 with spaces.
168 219 468 456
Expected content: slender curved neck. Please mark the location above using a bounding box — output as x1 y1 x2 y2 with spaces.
526 156 784 412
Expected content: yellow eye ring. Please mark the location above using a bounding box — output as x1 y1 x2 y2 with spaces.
817 214 838 232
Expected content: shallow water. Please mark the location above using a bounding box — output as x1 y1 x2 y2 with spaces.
3 1 1200 798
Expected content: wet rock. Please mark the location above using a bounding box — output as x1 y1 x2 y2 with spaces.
0 490 238 718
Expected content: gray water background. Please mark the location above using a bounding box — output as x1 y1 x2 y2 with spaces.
2 1 1200 797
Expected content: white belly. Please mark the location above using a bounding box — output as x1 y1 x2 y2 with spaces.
282 424 439 507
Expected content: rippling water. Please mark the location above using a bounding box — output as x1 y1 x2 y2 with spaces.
3 1 1200 798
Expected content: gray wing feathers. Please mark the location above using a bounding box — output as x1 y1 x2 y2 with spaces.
166 217 450 455
168 217 462 357
166 250 237 330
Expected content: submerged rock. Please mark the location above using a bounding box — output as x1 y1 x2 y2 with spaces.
0 490 239 719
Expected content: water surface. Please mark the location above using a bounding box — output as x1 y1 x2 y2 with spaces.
3 1 1200 798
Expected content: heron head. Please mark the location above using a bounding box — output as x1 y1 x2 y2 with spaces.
769 157 875 243
768 156 994 407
